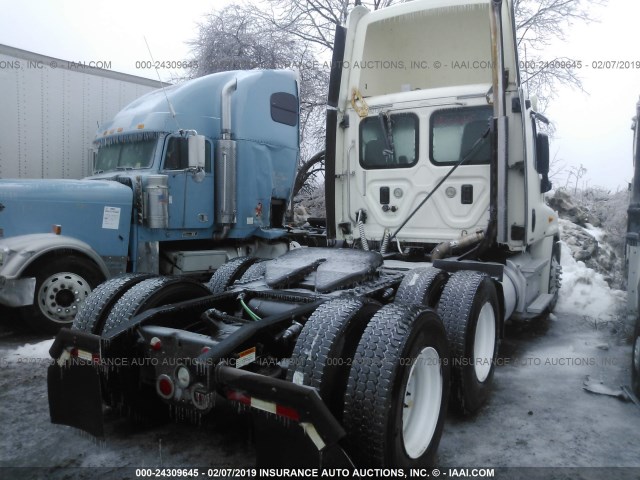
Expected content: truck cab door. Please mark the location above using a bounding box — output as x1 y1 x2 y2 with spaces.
163 136 214 230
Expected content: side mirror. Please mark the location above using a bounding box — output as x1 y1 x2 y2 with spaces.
536 133 552 193
530 95 538 112
536 133 550 175
188 135 206 169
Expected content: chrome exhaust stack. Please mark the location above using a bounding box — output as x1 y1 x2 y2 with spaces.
215 77 238 237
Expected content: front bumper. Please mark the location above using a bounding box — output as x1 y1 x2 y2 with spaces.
0 275 36 307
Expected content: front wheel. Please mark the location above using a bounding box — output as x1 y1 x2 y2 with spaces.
343 304 450 467
21 255 105 334
100 277 212 422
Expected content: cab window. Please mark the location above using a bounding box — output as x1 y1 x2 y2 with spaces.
163 137 212 172
359 113 418 169
163 137 189 170
430 106 492 165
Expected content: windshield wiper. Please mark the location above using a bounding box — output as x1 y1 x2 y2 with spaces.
115 166 134 171
378 112 395 163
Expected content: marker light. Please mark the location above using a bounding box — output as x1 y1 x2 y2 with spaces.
176 366 191 388
157 374 174 399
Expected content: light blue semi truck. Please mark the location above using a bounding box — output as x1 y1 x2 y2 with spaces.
0 70 299 332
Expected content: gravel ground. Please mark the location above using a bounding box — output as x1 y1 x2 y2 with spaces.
0 304 638 479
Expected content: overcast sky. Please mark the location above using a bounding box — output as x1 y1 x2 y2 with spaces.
0 0 638 191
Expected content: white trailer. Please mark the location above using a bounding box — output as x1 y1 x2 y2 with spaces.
0 44 162 179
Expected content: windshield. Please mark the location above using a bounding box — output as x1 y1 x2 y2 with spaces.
94 139 157 173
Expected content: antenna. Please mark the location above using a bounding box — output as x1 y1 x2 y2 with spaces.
144 36 181 130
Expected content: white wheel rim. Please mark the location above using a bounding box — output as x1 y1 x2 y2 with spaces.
634 334 640 374
37 272 92 324
474 302 496 382
402 346 442 459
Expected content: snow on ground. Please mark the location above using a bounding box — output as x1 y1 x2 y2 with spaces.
584 223 606 243
4 338 54 364
556 240 626 322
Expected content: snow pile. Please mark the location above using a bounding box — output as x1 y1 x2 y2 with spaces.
556 240 626 321
4 338 54 364
559 218 624 288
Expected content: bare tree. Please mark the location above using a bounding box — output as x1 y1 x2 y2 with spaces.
262 0 605 107
189 3 329 211
565 163 588 194
515 0 606 110
259 0 395 52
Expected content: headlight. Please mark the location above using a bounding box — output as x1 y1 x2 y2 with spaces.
0 247 10 267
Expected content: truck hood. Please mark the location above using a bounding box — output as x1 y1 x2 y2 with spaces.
0 179 133 258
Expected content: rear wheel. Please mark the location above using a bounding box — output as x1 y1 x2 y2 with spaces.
238 261 267 283
343 304 449 467
395 267 449 308
207 257 259 294
72 273 155 334
102 277 211 335
100 277 211 421
21 255 104 334
437 271 500 414
287 297 380 421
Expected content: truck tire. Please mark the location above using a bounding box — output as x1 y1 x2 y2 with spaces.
102 277 211 335
286 297 380 421
343 304 449 467
395 267 449 308
72 273 155 334
100 277 211 422
437 270 500 414
238 261 267 283
21 254 105 334
633 315 640 398
207 257 259 294
548 237 562 312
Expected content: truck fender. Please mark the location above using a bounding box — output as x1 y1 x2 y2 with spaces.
0 233 111 280
492 280 506 339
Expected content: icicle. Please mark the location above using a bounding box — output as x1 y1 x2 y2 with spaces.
93 130 165 147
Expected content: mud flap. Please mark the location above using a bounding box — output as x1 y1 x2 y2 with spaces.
252 412 353 468
47 363 105 437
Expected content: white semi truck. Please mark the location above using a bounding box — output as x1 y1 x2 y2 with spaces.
47 0 561 468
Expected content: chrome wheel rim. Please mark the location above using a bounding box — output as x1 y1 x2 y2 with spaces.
37 272 92 323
